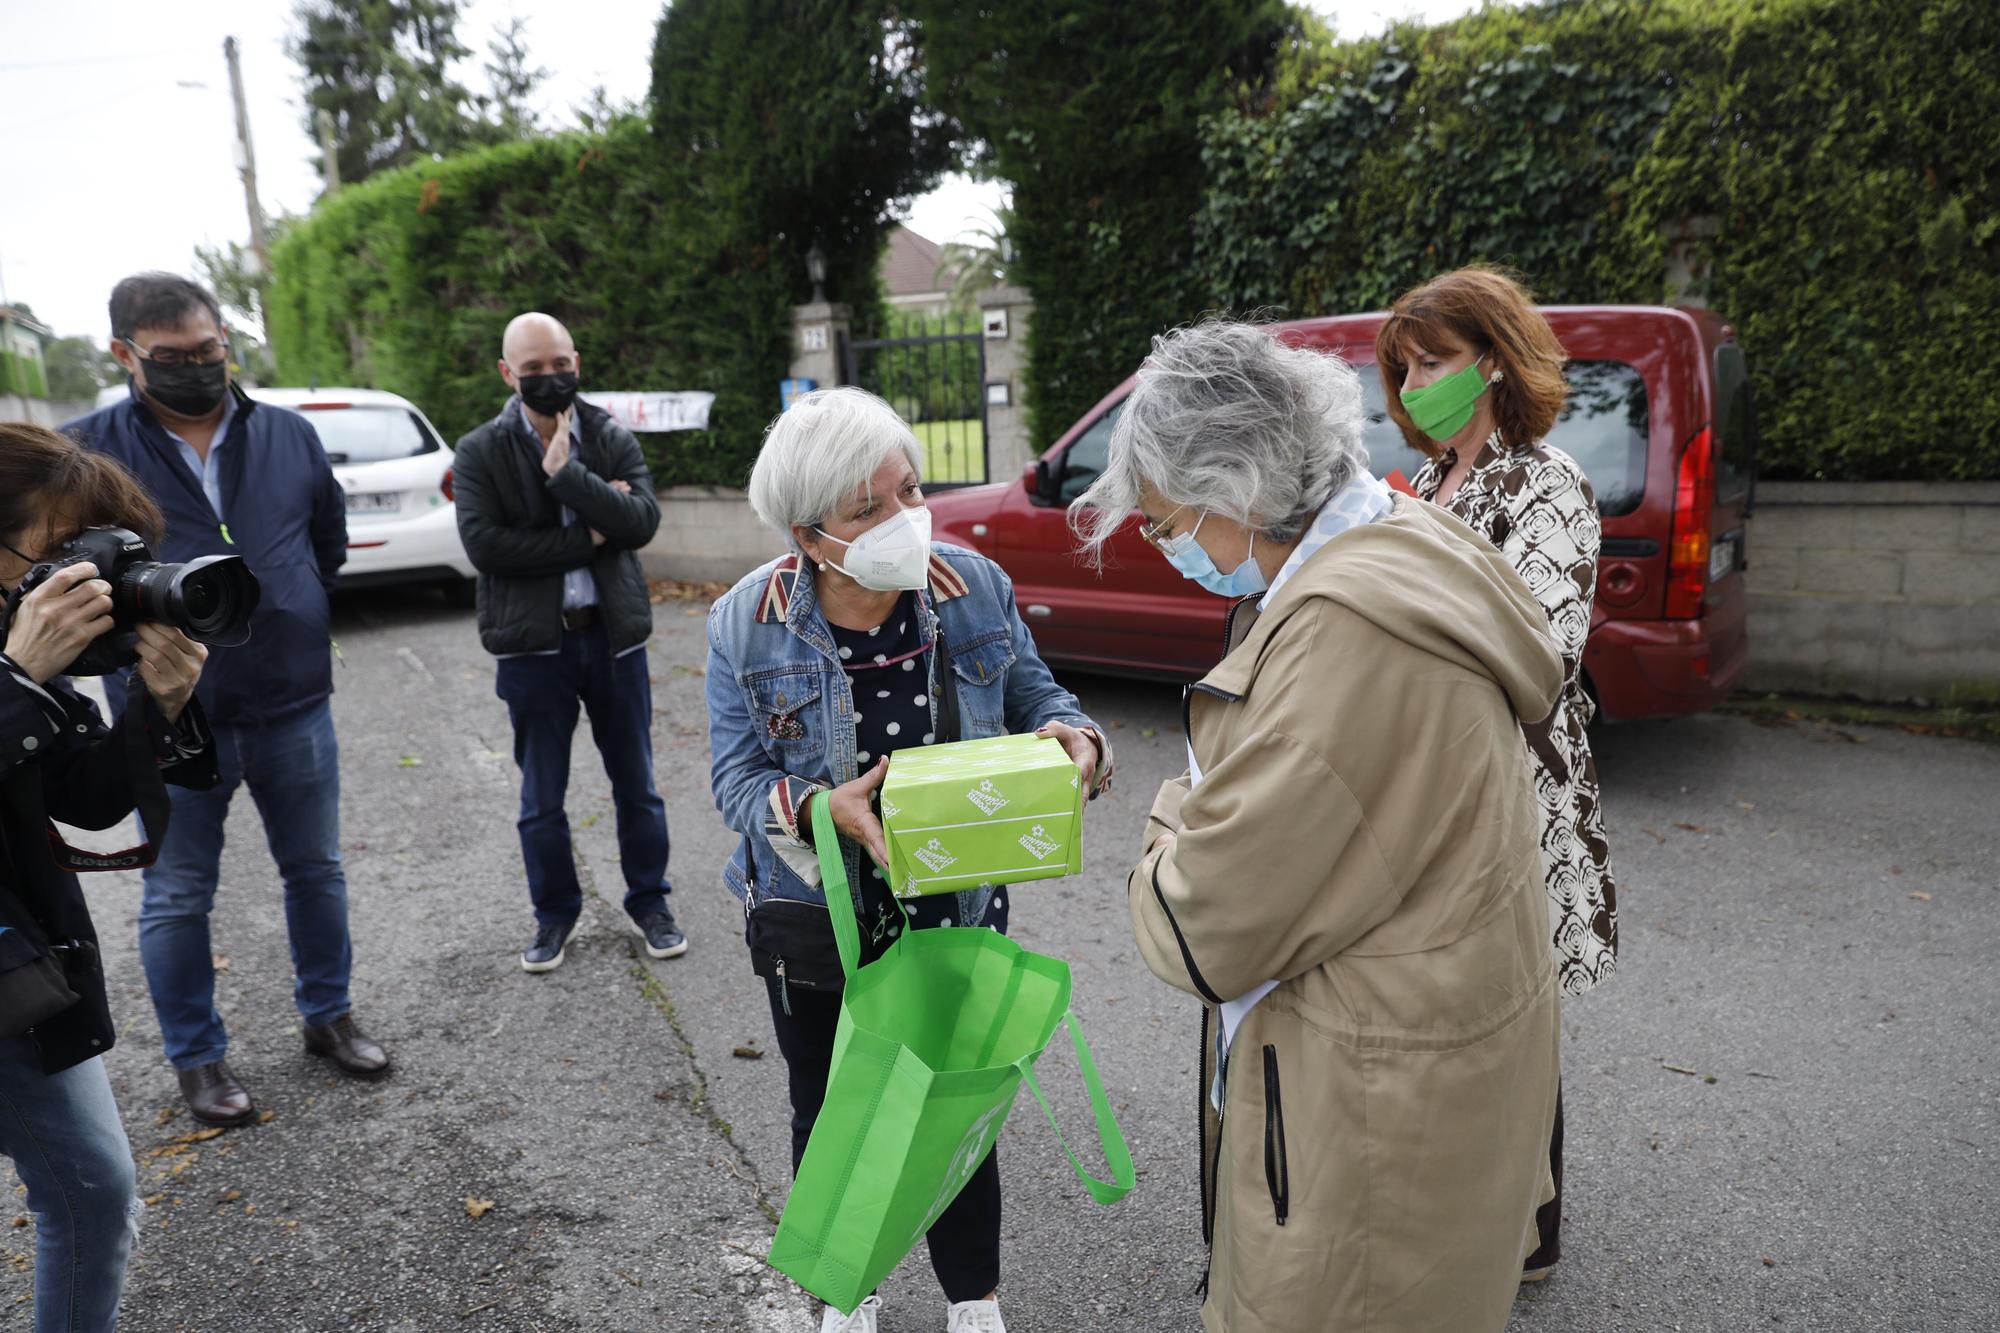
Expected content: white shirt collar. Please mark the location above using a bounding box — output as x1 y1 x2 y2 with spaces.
1258 469 1394 611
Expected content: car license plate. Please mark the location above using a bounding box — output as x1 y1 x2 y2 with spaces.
346 491 400 514
1709 534 1736 582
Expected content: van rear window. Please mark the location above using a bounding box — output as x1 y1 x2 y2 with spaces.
1358 360 1650 517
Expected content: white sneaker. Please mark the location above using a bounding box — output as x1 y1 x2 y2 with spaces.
820 1295 881 1332
946 1299 1006 1332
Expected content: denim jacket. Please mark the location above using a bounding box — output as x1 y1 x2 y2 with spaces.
705 542 1110 931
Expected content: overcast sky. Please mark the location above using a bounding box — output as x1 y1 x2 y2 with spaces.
0 0 1481 343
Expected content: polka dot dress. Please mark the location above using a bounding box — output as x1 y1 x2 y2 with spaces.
828 593 1008 940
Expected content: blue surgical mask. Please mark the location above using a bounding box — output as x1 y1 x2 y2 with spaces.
1158 513 1269 598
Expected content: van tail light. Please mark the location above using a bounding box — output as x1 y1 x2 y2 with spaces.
440 466 455 503
1666 427 1715 620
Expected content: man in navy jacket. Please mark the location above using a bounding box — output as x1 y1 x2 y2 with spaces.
62 273 390 1126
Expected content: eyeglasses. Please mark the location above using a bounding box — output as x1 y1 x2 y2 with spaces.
0 532 68 573
124 337 229 368
1137 504 1192 553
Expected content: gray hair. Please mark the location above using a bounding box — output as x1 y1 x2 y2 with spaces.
1068 319 1369 560
748 387 924 553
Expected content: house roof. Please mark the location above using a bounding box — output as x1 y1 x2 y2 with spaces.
880 225 947 297
0 306 53 340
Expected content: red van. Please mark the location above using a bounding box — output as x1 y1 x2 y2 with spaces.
925 307 1755 720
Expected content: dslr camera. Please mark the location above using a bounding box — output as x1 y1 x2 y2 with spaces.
7 526 260 676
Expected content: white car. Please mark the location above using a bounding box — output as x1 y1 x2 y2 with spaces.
91 383 478 604
250 387 477 605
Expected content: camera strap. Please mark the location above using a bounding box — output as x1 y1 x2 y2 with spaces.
933 620 960 746
45 676 173 874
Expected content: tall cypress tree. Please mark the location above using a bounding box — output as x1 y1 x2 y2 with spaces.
911 0 1287 445
289 0 488 187
648 0 952 483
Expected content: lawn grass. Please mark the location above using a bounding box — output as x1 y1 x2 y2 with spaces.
912 419 987 485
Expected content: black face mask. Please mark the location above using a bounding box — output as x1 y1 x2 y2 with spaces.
139 358 229 417
516 371 579 416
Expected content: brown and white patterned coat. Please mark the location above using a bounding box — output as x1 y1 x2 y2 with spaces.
1414 431 1619 996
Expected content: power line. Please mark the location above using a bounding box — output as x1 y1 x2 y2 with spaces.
0 47 207 73
0 86 190 138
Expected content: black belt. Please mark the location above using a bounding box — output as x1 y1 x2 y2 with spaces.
562 605 601 632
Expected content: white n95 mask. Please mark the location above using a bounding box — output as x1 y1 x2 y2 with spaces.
816 505 933 592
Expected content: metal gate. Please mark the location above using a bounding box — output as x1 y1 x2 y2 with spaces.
841 315 988 488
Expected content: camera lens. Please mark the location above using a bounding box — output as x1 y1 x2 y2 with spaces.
124 555 261 646
180 577 219 622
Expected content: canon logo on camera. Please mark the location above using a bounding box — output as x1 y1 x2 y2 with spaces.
66 852 145 870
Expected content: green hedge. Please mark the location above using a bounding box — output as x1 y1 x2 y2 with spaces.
1193 0 2000 481
269 0 946 488
645 0 947 486
0 348 48 399
912 0 1288 449
266 124 709 474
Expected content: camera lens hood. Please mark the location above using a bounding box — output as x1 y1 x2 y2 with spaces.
162 555 261 646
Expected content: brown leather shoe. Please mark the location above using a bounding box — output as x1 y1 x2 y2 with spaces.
176 1060 256 1127
303 1013 390 1079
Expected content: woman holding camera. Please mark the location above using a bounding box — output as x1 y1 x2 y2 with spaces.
0 422 215 1333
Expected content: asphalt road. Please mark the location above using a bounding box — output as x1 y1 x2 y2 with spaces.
4 585 1995 1332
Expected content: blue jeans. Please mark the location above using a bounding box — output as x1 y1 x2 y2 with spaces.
0 1039 138 1333
495 624 672 928
138 697 353 1070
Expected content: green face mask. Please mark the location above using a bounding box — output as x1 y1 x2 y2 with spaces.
1400 354 1496 442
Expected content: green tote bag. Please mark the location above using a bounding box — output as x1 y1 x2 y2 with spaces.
767 798 1136 1313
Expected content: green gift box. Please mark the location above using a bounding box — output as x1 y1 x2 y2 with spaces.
879 734 1085 898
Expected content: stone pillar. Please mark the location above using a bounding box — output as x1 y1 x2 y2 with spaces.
975 283 1035 481
789 301 852 396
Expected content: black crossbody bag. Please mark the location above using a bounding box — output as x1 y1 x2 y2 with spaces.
745 625 960 1008
0 677 174 1038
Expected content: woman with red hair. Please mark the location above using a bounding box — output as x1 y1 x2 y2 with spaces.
1378 266 1620 1283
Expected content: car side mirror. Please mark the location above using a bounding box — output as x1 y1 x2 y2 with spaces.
1025 458 1057 505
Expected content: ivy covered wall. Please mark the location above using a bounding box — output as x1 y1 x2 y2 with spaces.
1192 0 2000 480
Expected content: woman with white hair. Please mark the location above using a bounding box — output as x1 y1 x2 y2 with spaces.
705 387 1112 1333
1070 321 1565 1332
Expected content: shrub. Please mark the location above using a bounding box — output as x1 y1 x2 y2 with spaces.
912 0 1290 448
646 0 949 485
0 348 49 400
266 124 693 467
1193 0 2000 480
269 0 948 487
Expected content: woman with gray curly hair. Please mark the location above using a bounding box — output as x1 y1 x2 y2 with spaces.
1071 321 1567 1332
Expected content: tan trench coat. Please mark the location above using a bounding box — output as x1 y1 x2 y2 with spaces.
1129 495 1565 1332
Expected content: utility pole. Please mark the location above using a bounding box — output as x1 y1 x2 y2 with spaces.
223 37 271 319
315 109 342 197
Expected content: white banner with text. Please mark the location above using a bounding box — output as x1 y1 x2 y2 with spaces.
581 391 715 433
